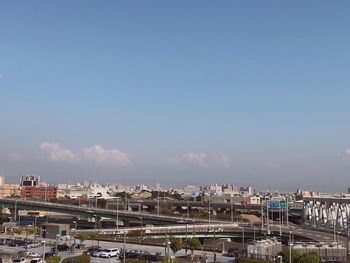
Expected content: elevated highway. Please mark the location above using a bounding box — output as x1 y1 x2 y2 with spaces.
0 198 216 225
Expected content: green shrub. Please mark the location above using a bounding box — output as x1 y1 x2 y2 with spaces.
46 256 61 263
62 255 90 263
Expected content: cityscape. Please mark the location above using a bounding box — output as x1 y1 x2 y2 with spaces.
1 1 350 263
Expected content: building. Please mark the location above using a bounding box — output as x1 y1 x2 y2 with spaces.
240 185 253 196
0 184 20 197
183 185 200 198
20 185 57 200
20 175 40 187
247 238 282 260
292 242 346 263
40 223 70 239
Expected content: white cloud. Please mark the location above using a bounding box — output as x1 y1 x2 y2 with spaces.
7 152 23 161
39 142 131 166
216 154 232 168
40 142 78 162
168 152 232 168
81 145 131 166
183 152 209 168
344 149 350 156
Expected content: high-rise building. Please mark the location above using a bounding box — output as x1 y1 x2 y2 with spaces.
20 175 40 187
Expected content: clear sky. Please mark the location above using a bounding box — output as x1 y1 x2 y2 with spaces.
1 1 350 192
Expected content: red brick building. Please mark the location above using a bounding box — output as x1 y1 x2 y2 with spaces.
20 186 58 200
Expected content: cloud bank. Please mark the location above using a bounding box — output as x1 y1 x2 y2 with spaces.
168 152 232 168
40 142 131 166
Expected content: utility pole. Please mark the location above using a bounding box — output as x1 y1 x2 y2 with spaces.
157 191 160 216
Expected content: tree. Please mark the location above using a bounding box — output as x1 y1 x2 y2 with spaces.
12 228 22 235
170 238 182 255
25 226 36 235
280 249 301 263
298 252 320 263
90 231 99 246
78 232 88 245
187 237 201 256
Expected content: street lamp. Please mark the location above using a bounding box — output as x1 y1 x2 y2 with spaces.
277 255 282 263
72 220 77 244
289 231 292 263
41 241 46 261
140 217 143 242
123 231 126 263
55 234 61 256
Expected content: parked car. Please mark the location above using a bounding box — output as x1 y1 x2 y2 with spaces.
51 244 70 252
100 248 120 258
12 257 27 263
23 252 41 258
8 239 26 247
44 252 55 259
25 242 41 249
29 258 45 263
83 246 101 256
91 248 104 257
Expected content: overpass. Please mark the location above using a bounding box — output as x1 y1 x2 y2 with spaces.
303 196 350 235
0 198 217 225
127 200 262 211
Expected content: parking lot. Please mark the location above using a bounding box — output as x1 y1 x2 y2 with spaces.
0 236 233 263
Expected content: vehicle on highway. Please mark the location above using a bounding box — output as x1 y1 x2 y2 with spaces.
29 258 45 263
12 257 27 263
91 248 104 257
82 246 101 256
100 248 120 258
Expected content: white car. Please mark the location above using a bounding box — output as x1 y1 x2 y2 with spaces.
29 258 45 263
91 248 104 257
100 248 120 258
12 257 27 263
24 252 41 258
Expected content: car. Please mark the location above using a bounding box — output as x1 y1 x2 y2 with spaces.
24 252 41 258
51 244 70 252
29 258 45 263
83 246 101 256
12 257 27 263
8 240 26 247
100 248 120 258
44 252 55 259
91 248 104 257
25 242 41 249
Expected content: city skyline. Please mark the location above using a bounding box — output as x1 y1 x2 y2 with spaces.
1 1 350 191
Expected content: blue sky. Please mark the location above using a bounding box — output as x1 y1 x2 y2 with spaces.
1 1 350 191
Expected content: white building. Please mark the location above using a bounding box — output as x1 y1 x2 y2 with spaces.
247 238 282 260
183 185 200 198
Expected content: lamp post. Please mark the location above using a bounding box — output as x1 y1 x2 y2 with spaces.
157 191 160 216
185 223 188 255
55 234 61 256
289 231 292 263
123 231 126 263
208 194 211 228
230 196 233 222
140 217 143 242
167 241 171 263
72 220 77 250
277 255 282 263
42 241 46 261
